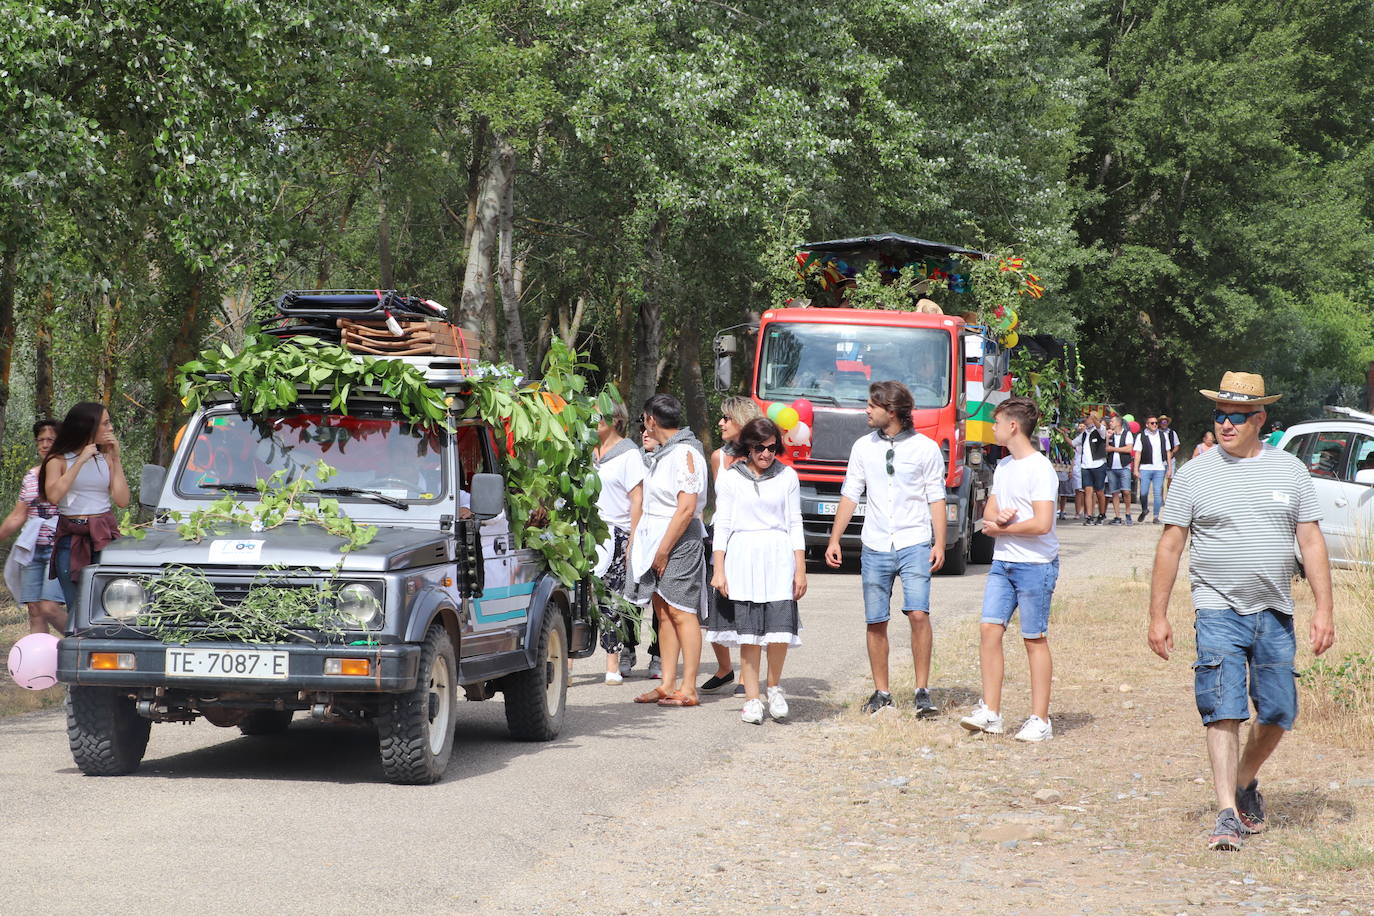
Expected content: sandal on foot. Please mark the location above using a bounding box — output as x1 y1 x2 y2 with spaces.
633 687 670 704
657 692 700 707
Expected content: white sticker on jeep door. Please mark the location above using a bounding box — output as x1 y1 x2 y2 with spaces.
208 539 265 563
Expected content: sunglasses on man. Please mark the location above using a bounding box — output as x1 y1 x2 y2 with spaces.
1213 408 1262 426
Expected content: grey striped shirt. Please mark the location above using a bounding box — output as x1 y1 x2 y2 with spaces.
1161 444 1320 615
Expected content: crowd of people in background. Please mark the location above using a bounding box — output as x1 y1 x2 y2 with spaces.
1058 409 1191 527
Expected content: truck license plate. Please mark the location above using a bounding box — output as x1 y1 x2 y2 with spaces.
817 502 865 516
165 648 289 679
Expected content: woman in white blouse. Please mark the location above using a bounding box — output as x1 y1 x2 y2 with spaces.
707 418 806 724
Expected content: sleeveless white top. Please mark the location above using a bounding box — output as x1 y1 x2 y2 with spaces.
57 451 113 516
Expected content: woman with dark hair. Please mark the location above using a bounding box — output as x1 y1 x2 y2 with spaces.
707 417 806 724
39 402 130 609
1 420 67 633
630 394 709 707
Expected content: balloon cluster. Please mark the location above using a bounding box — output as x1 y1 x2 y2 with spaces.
992 304 1020 349
764 399 815 447
1122 413 1140 434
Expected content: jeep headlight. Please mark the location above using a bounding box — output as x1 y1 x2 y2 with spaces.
337 583 382 629
103 578 147 621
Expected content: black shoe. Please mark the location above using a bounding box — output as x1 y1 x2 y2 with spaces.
1235 780 1266 834
914 688 939 718
862 690 894 715
1137 507 1148 522
700 671 735 693
1109 517 1123 526
1082 516 1093 526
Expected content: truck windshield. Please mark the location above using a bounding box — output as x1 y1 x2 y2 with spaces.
174 411 447 503
758 322 951 408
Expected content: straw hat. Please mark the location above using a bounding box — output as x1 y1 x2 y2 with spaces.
1199 371 1281 406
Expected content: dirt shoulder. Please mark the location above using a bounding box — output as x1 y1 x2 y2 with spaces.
483 524 1374 916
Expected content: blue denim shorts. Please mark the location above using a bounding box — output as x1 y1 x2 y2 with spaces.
980 558 1059 638
1106 467 1131 493
19 545 65 604
860 543 932 625
1193 607 1298 729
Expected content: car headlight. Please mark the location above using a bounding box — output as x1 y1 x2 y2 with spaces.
336 583 382 629
103 578 147 621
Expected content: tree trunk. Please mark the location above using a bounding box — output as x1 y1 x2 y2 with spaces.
495 137 529 373
151 268 207 467
465 117 489 249
376 163 394 290
459 130 512 356
34 284 55 420
0 244 16 445
629 218 669 427
615 285 633 397
98 293 121 408
678 308 708 444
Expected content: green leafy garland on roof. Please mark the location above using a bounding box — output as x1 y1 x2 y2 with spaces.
178 330 616 589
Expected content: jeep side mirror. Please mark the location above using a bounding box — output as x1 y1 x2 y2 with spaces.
139 464 166 510
469 473 506 519
1356 468 1374 486
713 334 737 392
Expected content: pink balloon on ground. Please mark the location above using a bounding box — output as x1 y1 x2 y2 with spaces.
8 632 60 690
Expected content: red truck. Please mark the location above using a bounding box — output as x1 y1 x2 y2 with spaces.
713 234 1011 574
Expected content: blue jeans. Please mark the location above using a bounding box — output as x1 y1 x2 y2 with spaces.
980 559 1059 638
53 535 80 612
1193 607 1298 729
860 543 932 625
1139 469 1165 517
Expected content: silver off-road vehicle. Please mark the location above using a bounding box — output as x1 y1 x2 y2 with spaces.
56 355 595 784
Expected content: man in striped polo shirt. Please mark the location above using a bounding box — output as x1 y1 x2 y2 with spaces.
1147 371 1334 852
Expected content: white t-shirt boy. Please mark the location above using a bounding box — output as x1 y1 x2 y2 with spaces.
990 451 1060 563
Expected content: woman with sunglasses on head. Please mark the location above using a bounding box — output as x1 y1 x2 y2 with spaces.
1 420 67 633
699 395 763 697
39 402 130 610
707 418 805 724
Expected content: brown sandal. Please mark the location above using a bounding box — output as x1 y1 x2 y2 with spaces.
656 692 700 708
633 687 670 704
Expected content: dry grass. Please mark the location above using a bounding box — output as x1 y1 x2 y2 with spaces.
1295 560 1374 749
0 599 65 718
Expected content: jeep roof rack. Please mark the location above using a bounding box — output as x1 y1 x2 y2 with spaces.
276 289 449 321
1322 405 1374 425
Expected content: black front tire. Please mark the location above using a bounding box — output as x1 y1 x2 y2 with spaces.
238 710 294 736
376 625 457 785
66 687 151 776
503 610 568 741
970 529 995 565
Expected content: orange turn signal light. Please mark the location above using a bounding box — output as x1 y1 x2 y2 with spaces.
324 658 371 676
90 652 136 670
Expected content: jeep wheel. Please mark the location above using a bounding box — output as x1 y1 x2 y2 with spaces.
66 687 151 776
376 625 457 785
503 610 568 741
238 710 294 736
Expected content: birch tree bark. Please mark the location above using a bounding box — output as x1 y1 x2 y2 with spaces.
495 137 529 373
459 131 512 356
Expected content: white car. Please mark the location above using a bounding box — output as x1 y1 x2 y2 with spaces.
1277 407 1374 568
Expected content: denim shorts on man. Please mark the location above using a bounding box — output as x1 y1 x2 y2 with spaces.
1107 467 1131 493
860 543 932 625
980 558 1059 638
1081 464 1107 491
1192 607 1298 729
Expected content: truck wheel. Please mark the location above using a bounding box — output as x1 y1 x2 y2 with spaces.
502 610 568 742
238 710 294 736
66 687 151 776
942 532 970 576
970 530 996 565
376 625 457 785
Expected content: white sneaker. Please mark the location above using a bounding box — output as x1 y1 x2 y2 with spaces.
741 698 765 725
959 702 1005 735
604 671 623 685
766 686 789 720
1014 715 1053 742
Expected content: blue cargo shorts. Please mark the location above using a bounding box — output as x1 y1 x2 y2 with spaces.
1192 607 1298 730
860 543 932 625
980 558 1059 638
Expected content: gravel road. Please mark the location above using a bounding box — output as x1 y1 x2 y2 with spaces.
1 527 1101 915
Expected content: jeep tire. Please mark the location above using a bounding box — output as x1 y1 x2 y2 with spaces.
377 625 457 785
238 710 294 736
502 609 568 741
66 687 151 776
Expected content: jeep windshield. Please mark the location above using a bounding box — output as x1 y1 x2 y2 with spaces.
174 410 447 503
758 322 951 408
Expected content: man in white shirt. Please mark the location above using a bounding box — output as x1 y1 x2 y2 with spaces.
1133 416 1170 523
825 381 947 716
959 395 1060 742
1075 413 1108 525
1105 416 1135 525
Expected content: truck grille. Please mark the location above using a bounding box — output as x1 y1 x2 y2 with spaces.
811 408 871 460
